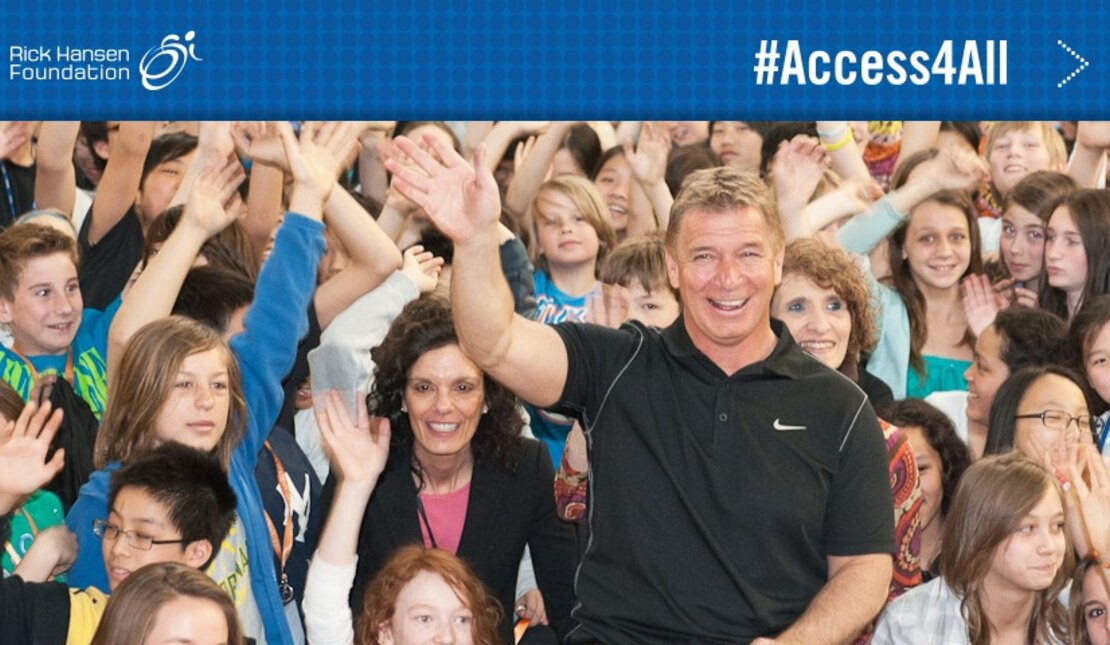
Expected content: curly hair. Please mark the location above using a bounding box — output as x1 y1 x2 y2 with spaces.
356 545 502 645
780 238 876 367
368 295 522 475
876 398 970 519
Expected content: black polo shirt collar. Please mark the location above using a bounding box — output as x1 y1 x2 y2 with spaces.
661 314 811 380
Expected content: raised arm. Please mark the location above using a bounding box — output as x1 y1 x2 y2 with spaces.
0 401 65 516
86 122 154 244
816 121 872 183
33 121 81 218
387 135 568 408
479 121 549 173
169 121 235 208
316 181 404 328
1069 122 1110 189
623 121 673 230
504 122 574 219
231 121 289 257
106 158 244 376
303 391 390 645
893 121 941 174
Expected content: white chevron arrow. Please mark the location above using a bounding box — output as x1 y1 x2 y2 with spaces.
1057 39 1090 88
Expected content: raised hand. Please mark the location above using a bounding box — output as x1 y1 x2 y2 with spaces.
623 122 671 187
183 156 246 238
231 121 290 171
401 244 445 294
960 274 1005 337
279 121 357 207
197 121 235 161
585 283 629 329
385 135 502 246
514 135 539 174
0 401 65 514
773 135 830 209
1062 443 1110 557
315 389 391 487
921 147 989 192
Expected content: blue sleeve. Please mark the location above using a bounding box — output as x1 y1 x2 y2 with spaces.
80 295 123 357
63 490 110 591
836 196 906 255
230 213 325 469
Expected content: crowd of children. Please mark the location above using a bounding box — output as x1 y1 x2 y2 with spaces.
3 119 1110 643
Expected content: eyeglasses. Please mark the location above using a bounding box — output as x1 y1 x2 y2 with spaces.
92 520 187 551
1014 409 1104 437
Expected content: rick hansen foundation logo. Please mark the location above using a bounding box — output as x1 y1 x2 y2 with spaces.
139 31 202 90
8 31 200 91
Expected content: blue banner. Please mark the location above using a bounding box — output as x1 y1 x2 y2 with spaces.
2 0 1107 118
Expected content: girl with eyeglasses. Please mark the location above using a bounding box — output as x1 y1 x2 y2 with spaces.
984 365 1104 560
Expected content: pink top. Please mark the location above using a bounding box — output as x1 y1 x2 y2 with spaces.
418 482 471 554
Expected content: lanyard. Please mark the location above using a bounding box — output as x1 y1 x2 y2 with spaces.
415 495 439 550
1100 421 1109 454
8 346 74 387
1 164 17 221
262 441 295 604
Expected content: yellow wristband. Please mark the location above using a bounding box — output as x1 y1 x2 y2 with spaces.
822 129 854 152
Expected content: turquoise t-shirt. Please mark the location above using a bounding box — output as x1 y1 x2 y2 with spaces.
0 296 121 420
906 355 972 400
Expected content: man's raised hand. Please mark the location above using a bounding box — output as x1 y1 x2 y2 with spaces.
385 135 502 246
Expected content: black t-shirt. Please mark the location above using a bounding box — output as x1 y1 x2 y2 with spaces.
0 160 36 229
552 318 894 644
77 205 144 310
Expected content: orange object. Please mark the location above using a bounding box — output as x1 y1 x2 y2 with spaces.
513 617 530 643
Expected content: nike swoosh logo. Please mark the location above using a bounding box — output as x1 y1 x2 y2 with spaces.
773 419 807 431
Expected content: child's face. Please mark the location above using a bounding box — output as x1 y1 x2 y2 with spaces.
154 349 231 454
136 151 196 224
0 252 82 355
903 202 972 293
534 190 601 270
1082 565 1110 645
1045 206 1088 295
902 427 943 532
1001 204 1046 284
986 487 1065 594
144 596 229 645
593 156 632 232
625 280 680 329
710 122 763 173
1083 322 1110 405
102 487 205 592
379 570 474 645
988 126 1053 197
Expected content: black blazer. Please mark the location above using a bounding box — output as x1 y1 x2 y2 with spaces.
347 438 577 643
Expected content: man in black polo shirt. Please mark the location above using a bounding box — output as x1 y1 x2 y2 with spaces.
386 136 895 644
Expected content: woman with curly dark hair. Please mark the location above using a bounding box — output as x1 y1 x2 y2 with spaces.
314 295 576 644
